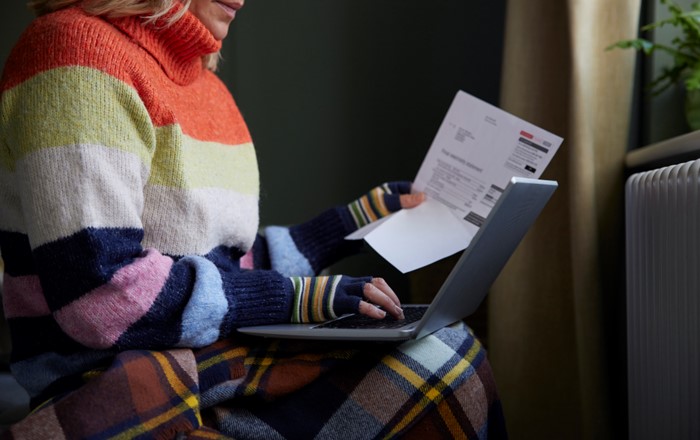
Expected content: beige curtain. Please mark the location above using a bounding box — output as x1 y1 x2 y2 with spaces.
488 0 641 439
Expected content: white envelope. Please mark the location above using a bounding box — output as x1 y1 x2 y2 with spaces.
347 199 474 273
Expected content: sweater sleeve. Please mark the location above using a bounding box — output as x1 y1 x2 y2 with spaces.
258 208 362 277
256 182 409 277
0 63 294 353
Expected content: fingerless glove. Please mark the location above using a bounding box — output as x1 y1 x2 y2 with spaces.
289 275 372 323
346 181 412 229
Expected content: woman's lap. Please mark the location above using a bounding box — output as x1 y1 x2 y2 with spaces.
1 322 506 439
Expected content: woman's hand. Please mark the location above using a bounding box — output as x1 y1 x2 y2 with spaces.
346 182 425 230
290 275 405 323
399 192 425 210
358 278 404 320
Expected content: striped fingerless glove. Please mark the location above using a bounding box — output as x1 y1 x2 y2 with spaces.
290 275 372 323
346 182 412 229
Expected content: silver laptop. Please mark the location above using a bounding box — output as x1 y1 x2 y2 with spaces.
238 177 558 341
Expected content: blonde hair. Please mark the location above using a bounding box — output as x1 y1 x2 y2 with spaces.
27 0 220 70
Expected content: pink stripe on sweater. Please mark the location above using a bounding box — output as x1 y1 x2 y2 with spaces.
54 249 173 349
2 275 51 318
240 249 254 270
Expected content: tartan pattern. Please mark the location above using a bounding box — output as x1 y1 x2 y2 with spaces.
1 323 506 440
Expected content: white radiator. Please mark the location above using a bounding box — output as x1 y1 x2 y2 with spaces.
625 159 700 440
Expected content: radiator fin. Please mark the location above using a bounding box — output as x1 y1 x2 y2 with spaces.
626 159 700 440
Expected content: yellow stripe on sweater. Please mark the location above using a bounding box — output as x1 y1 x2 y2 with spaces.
1 66 259 196
1 66 155 170
150 128 258 195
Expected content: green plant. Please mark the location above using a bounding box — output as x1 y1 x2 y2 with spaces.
607 0 700 94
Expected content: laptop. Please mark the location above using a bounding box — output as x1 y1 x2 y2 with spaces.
238 176 558 341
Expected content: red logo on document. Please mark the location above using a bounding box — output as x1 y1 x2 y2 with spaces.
520 130 534 139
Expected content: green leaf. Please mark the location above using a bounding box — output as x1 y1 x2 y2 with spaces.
605 38 655 54
685 65 700 90
607 0 700 95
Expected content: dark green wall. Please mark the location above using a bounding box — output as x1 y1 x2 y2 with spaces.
220 1 506 226
218 1 507 291
0 3 33 68
0 1 507 295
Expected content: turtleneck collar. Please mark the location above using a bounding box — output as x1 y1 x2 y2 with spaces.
107 3 221 85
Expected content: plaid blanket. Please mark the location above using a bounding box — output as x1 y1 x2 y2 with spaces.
2 323 506 439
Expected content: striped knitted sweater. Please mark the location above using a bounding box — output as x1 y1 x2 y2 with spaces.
0 5 361 405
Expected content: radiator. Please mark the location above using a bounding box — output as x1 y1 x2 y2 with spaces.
625 159 700 440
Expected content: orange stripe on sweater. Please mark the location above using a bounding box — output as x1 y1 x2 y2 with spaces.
1 7 250 145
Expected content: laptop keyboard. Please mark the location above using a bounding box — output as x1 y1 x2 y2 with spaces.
313 305 427 330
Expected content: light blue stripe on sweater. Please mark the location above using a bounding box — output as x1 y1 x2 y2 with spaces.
177 256 228 347
265 226 314 277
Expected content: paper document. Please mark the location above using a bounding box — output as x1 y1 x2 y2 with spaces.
348 90 563 273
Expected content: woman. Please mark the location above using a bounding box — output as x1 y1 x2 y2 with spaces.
0 0 505 438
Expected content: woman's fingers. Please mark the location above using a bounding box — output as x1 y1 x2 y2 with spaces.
399 192 425 209
357 278 404 320
358 301 388 319
368 278 401 307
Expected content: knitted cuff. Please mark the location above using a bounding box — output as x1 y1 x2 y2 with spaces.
221 270 294 329
289 275 371 323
